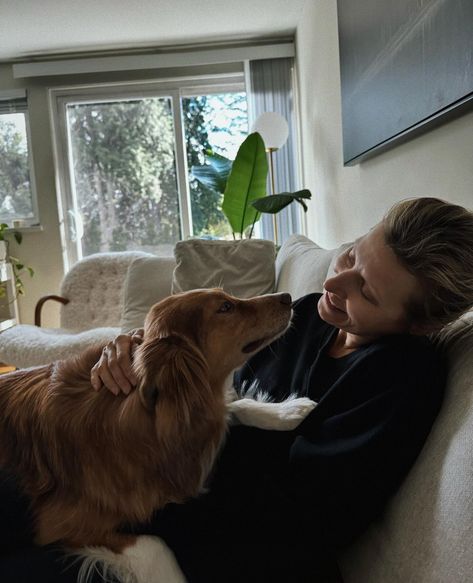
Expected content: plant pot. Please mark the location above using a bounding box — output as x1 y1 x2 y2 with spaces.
0 240 8 262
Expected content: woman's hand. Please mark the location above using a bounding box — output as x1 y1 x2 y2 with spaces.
91 329 144 395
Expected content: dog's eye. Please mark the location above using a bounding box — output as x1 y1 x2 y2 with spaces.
217 301 234 314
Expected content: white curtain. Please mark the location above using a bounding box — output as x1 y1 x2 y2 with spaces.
246 58 302 243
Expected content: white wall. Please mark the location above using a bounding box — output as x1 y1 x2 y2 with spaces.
296 0 473 249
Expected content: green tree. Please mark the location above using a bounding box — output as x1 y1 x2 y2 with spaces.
182 95 222 237
68 98 179 254
0 118 33 220
182 93 247 238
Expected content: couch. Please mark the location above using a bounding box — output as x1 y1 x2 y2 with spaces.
1 234 472 582
0 251 163 368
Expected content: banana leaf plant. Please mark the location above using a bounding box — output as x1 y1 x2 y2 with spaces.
191 132 312 238
252 189 312 214
191 133 267 238
222 132 268 237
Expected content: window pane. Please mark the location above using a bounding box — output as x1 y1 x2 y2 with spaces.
182 92 248 239
0 113 34 223
67 98 180 257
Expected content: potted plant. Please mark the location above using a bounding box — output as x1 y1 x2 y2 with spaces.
0 223 34 299
191 132 311 239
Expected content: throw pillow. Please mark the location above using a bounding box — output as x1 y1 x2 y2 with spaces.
171 238 276 298
275 235 351 299
120 256 176 332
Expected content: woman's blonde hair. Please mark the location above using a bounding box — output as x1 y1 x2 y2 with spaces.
383 197 473 330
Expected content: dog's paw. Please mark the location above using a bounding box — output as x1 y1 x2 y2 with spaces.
274 397 317 430
228 396 317 430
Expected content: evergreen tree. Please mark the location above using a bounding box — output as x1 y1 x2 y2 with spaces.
182 95 226 237
68 97 179 254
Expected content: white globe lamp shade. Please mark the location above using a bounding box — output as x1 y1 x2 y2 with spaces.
251 112 289 150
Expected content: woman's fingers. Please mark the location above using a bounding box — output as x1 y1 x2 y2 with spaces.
91 334 140 395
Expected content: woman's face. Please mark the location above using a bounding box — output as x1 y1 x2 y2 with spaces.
318 223 424 340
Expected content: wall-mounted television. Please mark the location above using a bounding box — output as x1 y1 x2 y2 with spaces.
337 0 473 165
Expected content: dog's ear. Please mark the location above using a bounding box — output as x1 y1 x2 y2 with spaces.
135 335 210 417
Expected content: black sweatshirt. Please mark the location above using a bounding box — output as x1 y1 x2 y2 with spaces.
227 292 446 546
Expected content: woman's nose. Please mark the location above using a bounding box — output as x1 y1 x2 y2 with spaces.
324 272 349 299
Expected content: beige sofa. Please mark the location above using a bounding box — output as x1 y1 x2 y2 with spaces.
1 234 472 582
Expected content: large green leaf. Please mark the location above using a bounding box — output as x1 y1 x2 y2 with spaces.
252 190 312 214
222 133 268 236
190 151 232 194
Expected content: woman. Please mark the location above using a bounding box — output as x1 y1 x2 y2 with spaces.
2 197 473 582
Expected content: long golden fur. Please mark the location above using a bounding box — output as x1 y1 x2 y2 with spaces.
0 289 292 557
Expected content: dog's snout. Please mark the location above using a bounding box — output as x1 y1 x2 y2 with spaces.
279 293 292 306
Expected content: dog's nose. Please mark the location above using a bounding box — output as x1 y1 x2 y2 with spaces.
279 293 292 305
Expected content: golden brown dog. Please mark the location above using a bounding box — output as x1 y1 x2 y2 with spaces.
0 289 293 583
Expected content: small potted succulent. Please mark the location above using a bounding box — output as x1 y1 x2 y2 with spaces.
0 223 34 299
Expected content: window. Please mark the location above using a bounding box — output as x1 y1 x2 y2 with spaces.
182 90 248 239
0 91 38 227
51 76 248 267
66 96 181 258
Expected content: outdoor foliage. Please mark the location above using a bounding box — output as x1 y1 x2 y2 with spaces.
68 93 247 254
0 116 34 221
68 98 180 255
183 93 246 239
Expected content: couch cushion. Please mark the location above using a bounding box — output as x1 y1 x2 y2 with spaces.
275 234 350 298
339 311 473 583
0 325 120 369
172 238 276 298
120 256 176 332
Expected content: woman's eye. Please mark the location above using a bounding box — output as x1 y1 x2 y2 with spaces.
361 287 376 305
217 301 234 313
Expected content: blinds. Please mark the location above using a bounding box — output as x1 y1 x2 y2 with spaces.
246 58 302 243
0 90 28 115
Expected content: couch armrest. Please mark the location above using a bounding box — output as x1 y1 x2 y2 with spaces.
34 295 70 327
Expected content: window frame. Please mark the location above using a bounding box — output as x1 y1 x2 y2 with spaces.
49 73 246 269
0 92 40 228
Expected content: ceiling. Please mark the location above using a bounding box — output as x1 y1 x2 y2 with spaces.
0 0 306 62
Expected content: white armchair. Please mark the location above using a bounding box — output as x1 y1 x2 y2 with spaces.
0 251 150 369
